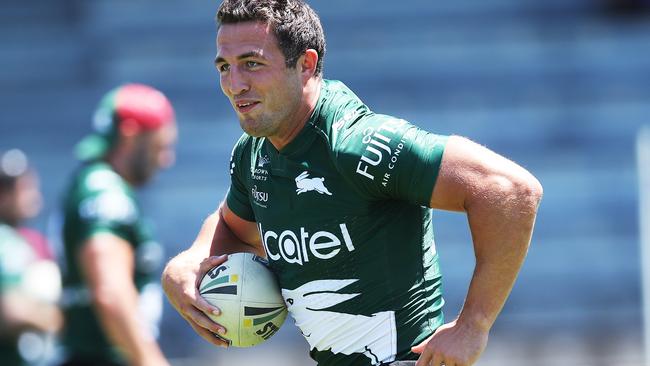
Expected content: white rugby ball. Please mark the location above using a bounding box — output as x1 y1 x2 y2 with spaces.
199 252 287 347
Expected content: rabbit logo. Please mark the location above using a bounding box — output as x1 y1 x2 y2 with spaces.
295 171 332 196
282 279 396 365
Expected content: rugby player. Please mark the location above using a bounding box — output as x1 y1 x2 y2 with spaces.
162 1 543 365
0 149 61 366
59 84 176 366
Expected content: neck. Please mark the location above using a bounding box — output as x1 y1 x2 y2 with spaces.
104 153 135 187
268 77 322 151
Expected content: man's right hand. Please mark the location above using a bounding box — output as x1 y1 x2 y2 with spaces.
161 252 231 347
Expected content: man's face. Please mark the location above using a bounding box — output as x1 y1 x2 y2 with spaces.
0 172 42 225
215 21 304 139
129 123 177 186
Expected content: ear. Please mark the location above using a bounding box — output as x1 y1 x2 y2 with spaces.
114 118 141 152
118 118 141 138
299 49 319 81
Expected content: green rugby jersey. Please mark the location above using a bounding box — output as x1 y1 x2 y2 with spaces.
226 79 448 366
60 162 164 363
0 223 37 366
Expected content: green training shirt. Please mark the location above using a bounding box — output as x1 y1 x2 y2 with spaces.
226 79 448 366
60 162 164 363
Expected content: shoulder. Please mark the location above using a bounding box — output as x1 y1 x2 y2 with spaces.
325 113 415 190
332 113 413 160
68 162 138 224
72 162 129 196
313 80 371 144
328 112 448 204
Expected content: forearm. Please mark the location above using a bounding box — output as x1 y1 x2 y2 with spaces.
458 176 542 331
160 203 261 347
93 284 166 365
81 234 167 366
1 293 61 335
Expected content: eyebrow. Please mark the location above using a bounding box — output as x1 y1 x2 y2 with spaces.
214 51 266 65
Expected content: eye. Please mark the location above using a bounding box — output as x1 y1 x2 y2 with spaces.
246 61 261 69
217 64 230 73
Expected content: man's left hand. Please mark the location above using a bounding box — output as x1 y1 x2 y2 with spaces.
411 319 488 366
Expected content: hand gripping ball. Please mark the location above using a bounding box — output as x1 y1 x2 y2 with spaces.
199 252 288 347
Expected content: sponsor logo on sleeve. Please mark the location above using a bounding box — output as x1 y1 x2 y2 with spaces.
79 191 137 223
355 119 408 187
86 170 122 191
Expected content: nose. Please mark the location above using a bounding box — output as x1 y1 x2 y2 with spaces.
224 66 249 96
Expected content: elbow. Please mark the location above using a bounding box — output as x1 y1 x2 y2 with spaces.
510 172 543 215
91 285 122 315
92 288 113 311
525 174 543 207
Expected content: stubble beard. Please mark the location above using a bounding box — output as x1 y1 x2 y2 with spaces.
129 149 156 187
238 112 281 138
238 92 302 139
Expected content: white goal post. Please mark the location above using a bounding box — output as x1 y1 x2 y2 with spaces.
637 126 650 366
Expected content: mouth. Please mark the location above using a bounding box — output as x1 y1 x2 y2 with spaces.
235 101 260 114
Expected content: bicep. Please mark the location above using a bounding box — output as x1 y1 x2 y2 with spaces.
429 136 538 212
215 202 264 256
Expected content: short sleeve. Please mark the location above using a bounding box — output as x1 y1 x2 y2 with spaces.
225 135 255 221
76 189 137 243
335 115 447 206
0 227 36 291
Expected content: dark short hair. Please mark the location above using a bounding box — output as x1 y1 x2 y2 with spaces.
216 0 326 77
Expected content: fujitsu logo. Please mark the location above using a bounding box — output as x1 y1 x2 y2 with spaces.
251 185 269 207
259 223 355 266
295 171 332 196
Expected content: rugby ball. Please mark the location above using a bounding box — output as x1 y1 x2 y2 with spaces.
199 252 287 347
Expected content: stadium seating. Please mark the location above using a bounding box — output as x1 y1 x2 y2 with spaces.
1 0 648 364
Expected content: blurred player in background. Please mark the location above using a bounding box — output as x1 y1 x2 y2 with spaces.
58 84 176 366
0 149 62 366
162 1 543 365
